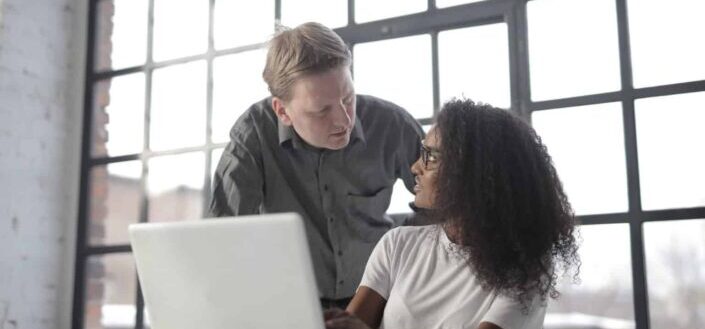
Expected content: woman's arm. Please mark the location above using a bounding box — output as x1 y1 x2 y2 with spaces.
477 321 503 329
345 286 387 329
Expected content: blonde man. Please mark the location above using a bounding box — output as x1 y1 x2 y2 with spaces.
209 22 424 309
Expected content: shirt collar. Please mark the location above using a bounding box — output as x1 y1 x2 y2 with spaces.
350 117 366 145
277 119 300 148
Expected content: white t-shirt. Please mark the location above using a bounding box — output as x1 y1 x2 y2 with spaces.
359 225 546 329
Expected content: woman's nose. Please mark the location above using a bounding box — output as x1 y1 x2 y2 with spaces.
411 156 423 175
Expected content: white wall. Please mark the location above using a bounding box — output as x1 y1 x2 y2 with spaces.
0 0 86 328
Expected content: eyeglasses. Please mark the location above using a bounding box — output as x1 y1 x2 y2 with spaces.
419 143 440 170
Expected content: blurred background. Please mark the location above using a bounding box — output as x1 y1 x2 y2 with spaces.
1 0 703 329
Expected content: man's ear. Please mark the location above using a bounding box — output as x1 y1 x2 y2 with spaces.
272 97 293 126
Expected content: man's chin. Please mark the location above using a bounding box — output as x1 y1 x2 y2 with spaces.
326 135 350 150
326 140 349 150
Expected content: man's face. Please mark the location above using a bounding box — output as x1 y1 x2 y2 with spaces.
273 66 356 150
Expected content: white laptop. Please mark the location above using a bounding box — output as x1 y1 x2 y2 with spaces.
129 213 325 329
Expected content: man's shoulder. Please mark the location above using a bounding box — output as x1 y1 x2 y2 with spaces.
356 94 420 129
230 97 276 139
238 97 275 123
357 95 408 116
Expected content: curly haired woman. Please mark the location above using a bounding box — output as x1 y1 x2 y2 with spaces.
325 98 580 329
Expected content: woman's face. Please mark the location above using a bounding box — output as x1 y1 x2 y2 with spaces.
411 127 441 209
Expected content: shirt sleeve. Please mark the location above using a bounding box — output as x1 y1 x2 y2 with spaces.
481 293 547 329
207 136 264 217
358 228 397 300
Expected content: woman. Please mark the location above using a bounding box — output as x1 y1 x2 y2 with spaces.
325 98 580 329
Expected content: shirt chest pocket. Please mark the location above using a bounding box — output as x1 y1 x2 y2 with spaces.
345 185 394 242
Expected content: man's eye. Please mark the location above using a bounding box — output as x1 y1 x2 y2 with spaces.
314 108 329 117
428 154 438 162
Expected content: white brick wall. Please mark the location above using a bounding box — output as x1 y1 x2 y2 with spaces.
0 0 86 328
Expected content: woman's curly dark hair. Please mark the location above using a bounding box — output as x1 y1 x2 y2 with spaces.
433 98 580 305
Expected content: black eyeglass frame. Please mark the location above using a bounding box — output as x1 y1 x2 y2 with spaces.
420 143 441 170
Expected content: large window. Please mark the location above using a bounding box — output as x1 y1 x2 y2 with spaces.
75 1 705 329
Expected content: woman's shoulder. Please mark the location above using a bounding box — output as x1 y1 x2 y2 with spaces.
384 225 439 245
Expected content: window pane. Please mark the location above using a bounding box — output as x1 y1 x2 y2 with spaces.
212 49 269 143
355 0 426 24
436 0 484 8
628 0 705 88
644 219 705 329
153 0 208 62
84 254 136 329
214 0 274 49
148 152 205 221
95 0 148 71
546 224 635 329
281 0 347 29
388 180 413 215
89 161 142 246
636 92 705 211
210 148 224 193
150 61 207 151
439 23 510 109
527 0 621 101
354 35 433 119
532 103 628 215
92 73 145 157
388 124 430 214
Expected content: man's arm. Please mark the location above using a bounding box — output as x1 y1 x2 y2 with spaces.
208 138 264 217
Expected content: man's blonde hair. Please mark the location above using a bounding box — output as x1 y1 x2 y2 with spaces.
263 22 352 101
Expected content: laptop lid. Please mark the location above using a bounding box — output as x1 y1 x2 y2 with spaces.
129 213 324 329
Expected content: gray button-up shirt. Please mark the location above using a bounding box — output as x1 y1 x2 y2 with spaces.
209 94 424 299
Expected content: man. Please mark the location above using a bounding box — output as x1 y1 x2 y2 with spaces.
208 22 424 309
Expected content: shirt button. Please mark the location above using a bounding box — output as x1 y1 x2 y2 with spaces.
323 184 329 191
337 250 343 256
338 280 344 285
329 217 334 222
